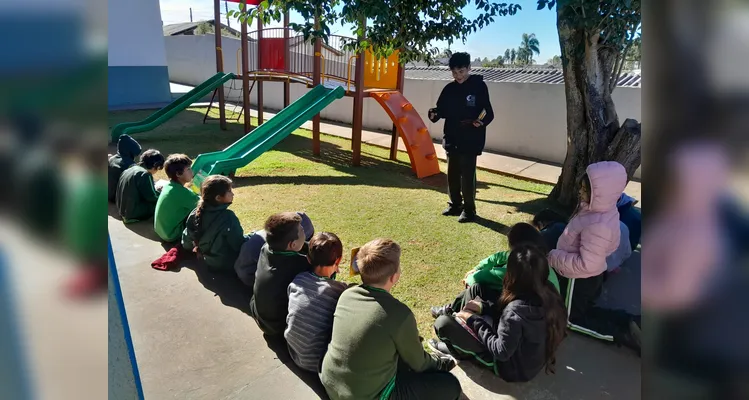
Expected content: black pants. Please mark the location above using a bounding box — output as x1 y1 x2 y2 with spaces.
450 283 502 314
446 153 478 215
389 362 462 400
558 275 632 341
434 314 494 369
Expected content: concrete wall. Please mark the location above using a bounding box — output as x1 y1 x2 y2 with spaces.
108 0 171 108
165 36 642 177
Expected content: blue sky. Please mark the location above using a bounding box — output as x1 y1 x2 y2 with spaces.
159 0 561 63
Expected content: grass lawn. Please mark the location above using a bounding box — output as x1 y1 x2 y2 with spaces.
109 107 555 338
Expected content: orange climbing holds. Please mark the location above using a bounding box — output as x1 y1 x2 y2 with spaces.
369 91 441 179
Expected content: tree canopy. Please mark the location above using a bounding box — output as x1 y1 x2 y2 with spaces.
228 0 522 64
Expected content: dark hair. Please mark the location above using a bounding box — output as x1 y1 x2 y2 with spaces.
138 149 165 170
500 244 567 375
193 175 232 248
264 212 303 251
570 172 593 218
308 232 343 268
532 209 567 231
448 52 471 69
164 153 193 181
507 223 548 253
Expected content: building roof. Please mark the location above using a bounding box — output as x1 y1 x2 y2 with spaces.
163 20 241 37
404 66 641 87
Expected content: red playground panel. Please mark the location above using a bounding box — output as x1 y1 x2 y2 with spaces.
259 38 285 70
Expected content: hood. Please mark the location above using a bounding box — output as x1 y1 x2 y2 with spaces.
296 212 315 241
117 134 141 161
586 162 628 212
466 74 484 85
504 299 546 341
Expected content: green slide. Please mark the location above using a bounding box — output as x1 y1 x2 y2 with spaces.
110 72 235 142
191 85 345 187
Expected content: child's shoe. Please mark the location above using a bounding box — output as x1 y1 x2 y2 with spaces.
430 304 454 319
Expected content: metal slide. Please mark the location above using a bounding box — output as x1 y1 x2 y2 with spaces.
110 72 235 142
191 85 345 187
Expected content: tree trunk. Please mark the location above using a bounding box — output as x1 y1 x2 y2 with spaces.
549 2 641 211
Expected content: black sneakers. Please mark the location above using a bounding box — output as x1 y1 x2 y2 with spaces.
458 211 476 223
431 304 454 319
442 206 463 216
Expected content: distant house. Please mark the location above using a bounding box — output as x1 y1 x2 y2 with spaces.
163 20 241 38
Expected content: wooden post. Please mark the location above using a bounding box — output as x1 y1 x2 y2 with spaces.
241 6 251 133
213 0 227 130
257 17 264 126
312 12 322 156
389 60 406 160
283 11 291 108
351 17 366 167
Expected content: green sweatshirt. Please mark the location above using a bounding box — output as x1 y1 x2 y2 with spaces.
153 181 199 242
466 250 561 293
115 165 160 223
181 203 247 272
321 285 440 400
64 173 107 261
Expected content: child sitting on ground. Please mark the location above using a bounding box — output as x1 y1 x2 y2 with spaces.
234 212 315 288
430 244 567 382
153 154 199 243
108 134 141 202
116 149 165 223
430 223 560 319
249 212 309 336
320 238 460 400
548 161 640 353
181 175 247 272
285 232 348 372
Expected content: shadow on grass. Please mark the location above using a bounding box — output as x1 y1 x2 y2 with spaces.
477 196 562 218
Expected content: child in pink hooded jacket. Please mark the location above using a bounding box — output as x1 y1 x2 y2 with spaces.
549 162 640 353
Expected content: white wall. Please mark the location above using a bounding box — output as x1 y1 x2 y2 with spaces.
108 0 167 67
164 36 642 178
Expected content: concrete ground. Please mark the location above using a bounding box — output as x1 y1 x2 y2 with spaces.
109 214 640 400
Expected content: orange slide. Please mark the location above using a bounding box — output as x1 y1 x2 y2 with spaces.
370 91 441 179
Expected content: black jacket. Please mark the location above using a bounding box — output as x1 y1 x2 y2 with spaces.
249 244 311 336
468 298 547 382
433 75 494 155
108 134 141 202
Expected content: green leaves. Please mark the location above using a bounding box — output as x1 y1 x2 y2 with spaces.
536 0 555 10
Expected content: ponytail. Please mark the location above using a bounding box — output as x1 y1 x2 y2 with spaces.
192 175 233 253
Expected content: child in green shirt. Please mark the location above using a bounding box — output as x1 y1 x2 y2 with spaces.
154 154 199 243
432 223 560 318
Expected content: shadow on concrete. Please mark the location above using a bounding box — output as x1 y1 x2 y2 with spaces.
262 334 331 399
108 202 165 242
178 257 254 316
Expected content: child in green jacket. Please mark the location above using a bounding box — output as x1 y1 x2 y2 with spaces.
181 175 247 272
116 149 165 223
154 154 199 243
431 223 560 318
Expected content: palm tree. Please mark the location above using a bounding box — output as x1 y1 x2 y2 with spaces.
518 33 540 65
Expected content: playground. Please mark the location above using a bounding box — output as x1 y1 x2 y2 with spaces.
108 107 641 399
